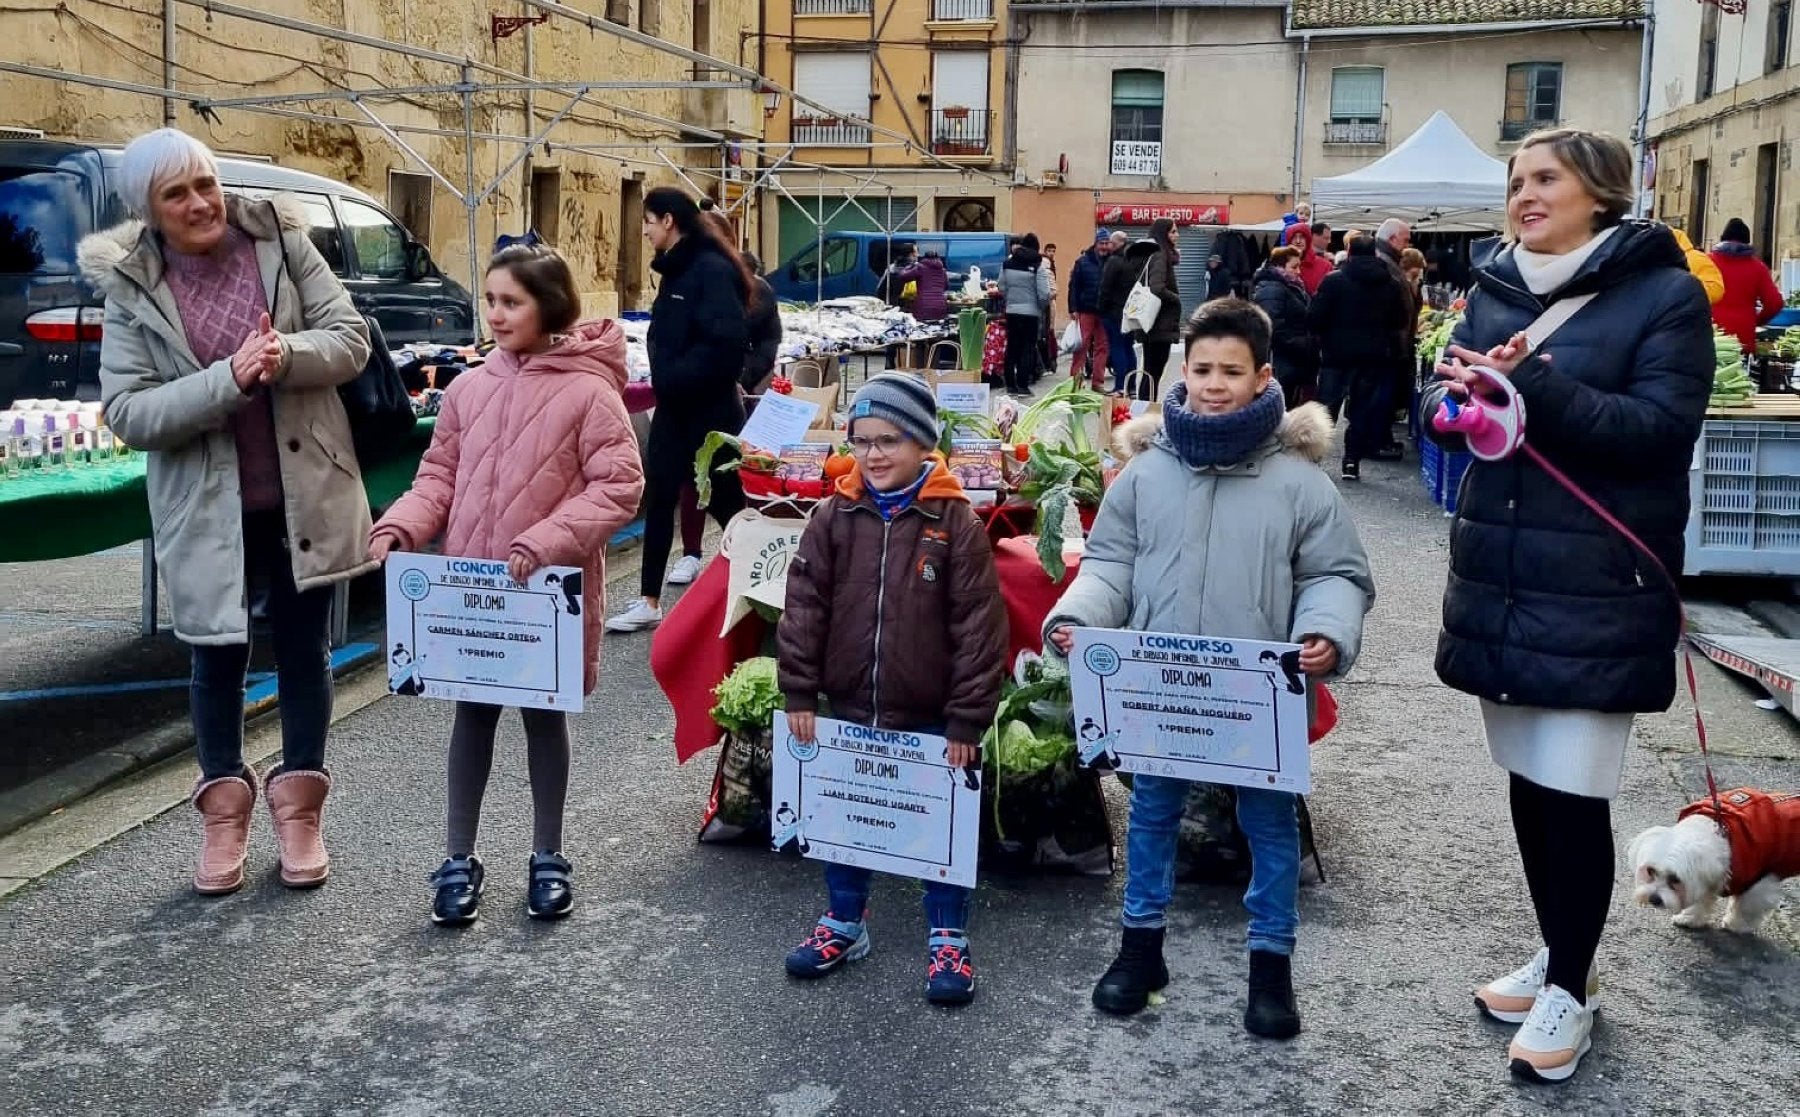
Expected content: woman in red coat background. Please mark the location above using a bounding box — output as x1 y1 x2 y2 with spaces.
1708 218 1786 353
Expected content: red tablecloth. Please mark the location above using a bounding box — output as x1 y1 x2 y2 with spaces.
653 534 1335 764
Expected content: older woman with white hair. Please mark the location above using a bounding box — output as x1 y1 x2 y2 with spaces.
78 128 372 895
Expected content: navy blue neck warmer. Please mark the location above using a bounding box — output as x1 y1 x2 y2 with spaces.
1159 381 1286 469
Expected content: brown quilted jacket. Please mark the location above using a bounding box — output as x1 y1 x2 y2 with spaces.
778 463 1007 744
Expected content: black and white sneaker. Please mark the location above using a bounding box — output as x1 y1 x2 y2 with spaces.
1341 459 1361 482
527 851 575 920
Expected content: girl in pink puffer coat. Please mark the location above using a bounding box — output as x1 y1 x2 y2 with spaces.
369 244 644 927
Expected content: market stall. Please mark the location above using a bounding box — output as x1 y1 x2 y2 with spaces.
1310 111 1507 232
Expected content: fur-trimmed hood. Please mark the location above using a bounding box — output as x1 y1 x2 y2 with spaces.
78 193 309 297
1113 400 1332 465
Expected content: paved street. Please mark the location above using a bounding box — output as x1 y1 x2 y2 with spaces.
2 451 1797 1117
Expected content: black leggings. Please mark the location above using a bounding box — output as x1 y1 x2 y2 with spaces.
1003 313 1040 394
1510 773 1614 1003
446 702 571 857
1138 340 1173 401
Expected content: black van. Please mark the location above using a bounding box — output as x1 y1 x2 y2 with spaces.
0 138 474 406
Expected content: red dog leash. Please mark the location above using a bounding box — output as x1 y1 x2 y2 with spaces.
1519 443 1723 814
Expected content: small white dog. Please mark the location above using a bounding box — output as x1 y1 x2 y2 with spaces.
1628 788 1798 934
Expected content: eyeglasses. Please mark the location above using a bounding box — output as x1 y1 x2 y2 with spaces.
849 434 908 456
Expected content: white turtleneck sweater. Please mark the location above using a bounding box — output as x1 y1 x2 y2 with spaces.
1509 225 1618 296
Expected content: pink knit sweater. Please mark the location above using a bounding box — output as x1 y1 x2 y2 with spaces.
162 227 283 511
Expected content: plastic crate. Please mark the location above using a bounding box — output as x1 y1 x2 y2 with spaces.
1441 451 1473 514
1684 419 1800 576
1419 437 1442 499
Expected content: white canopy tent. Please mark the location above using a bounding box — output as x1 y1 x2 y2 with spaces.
1310 111 1509 232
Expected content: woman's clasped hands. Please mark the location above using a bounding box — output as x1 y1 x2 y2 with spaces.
231 312 286 392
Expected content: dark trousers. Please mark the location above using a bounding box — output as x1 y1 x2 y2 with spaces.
1003 313 1040 394
678 484 706 557
1135 339 1174 402
191 508 334 781
1103 315 1137 392
1341 364 1394 463
642 466 742 599
1510 773 1613 1003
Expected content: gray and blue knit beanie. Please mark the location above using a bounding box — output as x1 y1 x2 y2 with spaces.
849 373 940 448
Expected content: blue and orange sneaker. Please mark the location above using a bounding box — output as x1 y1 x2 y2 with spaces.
926 929 976 1005
784 913 871 978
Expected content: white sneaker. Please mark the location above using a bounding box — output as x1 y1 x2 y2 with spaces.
1507 985 1594 1084
604 598 663 633
666 554 705 586
1475 947 1600 1024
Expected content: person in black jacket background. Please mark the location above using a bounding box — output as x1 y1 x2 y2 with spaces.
607 188 753 634
1097 230 1138 392
1420 129 1711 1085
1308 238 1409 478
739 251 782 394
1250 246 1317 407
1067 231 1111 389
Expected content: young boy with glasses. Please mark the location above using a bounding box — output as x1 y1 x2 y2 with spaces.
776 373 1007 1005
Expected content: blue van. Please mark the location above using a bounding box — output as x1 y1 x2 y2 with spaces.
769 231 1010 304
0 138 474 406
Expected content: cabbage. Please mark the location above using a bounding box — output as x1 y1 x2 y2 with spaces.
711 657 782 737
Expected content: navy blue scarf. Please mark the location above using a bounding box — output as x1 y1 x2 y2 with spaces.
1159 382 1286 469
869 461 935 520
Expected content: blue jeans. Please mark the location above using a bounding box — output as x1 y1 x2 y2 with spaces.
1103 315 1137 391
824 862 971 930
1120 775 1300 956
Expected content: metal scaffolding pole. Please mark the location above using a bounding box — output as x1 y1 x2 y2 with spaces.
462 64 481 333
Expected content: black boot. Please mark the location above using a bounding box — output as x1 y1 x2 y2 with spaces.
1092 927 1170 1016
527 851 574 920
430 855 484 927
1244 950 1301 1039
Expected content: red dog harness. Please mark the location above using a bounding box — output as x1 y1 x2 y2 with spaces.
1678 789 1800 895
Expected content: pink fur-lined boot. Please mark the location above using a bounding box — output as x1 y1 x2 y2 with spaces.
265 767 332 888
192 768 258 895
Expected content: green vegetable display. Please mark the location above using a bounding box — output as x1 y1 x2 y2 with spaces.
710 656 783 738
1710 327 1755 407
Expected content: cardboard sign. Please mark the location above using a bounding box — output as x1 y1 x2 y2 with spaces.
385 553 585 712
937 382 991 417
771 713 981 889
1068 627 1311 793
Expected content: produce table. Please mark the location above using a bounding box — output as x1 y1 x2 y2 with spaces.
650 532 1335 763
0 418 438 565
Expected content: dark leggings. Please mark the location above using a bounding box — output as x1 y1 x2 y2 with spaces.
1138 340 1173 401
678 484 706 557
1510 773 1614 1003
641 450 743 599
191 509 333 781
446 702 571 857
1003 313 1040 394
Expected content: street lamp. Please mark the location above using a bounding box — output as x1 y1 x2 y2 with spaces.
762 88 783 119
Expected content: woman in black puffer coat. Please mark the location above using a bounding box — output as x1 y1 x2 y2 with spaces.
1250 246 1317 407
1421 130 1711 1084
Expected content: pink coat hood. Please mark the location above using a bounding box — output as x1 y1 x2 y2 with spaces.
373 319 645 693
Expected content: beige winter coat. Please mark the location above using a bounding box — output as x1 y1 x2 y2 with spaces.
79 194 375 645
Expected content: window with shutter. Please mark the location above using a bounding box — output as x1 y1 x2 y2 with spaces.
1502 62 1561 142
794 52 871 119
1110 70 1163 146
1329 67 1383 124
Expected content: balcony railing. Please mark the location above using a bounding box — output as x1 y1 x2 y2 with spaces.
792 117 873 145
931 0 994 19
1501 117 1559 142
1324 120 1386 145
795 0 871 13
930 108 992 156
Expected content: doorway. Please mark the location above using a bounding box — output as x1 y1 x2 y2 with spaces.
1689 158 1710 246
619 178 645 311
1755 142 1779 266
530 168 562 245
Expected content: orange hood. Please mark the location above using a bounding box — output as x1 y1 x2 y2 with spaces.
833 453 970 504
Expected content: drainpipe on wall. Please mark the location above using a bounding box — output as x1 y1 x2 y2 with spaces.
162 0 177 126
1291 34 1309 202
523 15 537 232
1003 3 1023 173
1632 14 1654 216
